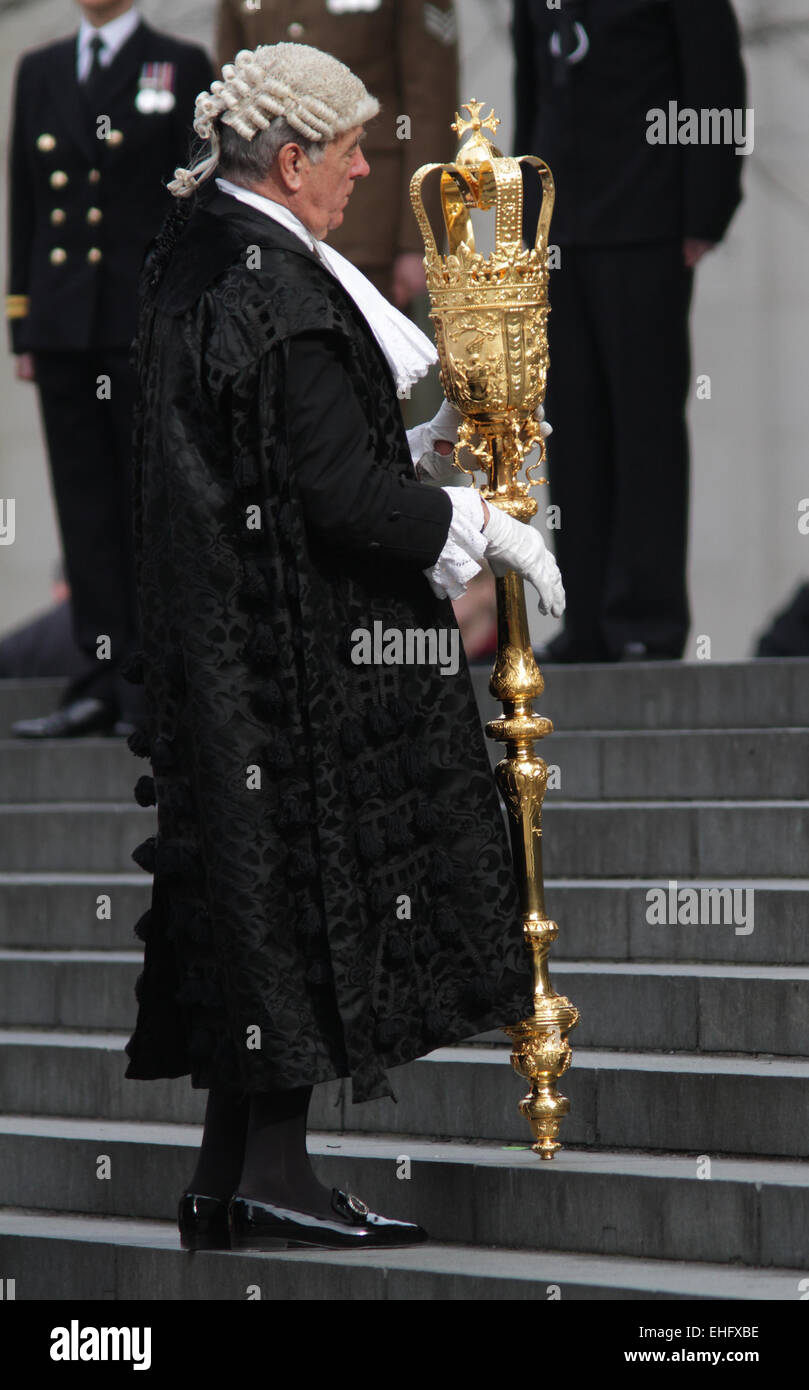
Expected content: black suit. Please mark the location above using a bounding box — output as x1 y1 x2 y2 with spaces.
512 0 746 657
6 19 214 714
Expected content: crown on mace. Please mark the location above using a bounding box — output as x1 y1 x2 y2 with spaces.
409 98 555 292
407 100 557 489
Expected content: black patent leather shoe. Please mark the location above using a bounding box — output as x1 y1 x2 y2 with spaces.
617 641 682 662
11 697 117 739
228 1188 429 1251
178 1192 231 1251
535 633 611 664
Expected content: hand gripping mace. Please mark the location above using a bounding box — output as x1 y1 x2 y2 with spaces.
410 100 580 1157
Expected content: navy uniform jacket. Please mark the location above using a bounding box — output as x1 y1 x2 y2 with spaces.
512 0 747 245
6 20 214 353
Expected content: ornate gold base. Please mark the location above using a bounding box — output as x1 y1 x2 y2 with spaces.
505 999 580 1158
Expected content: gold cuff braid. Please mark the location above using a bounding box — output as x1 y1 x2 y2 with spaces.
5 295 29 320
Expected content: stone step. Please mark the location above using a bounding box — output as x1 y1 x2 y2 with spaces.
0 805 155 872
0 951 142 1031
0 873 804 965
0 874 149 950
2 728 807 803
324 1047 809 1160
541 802 809 879
2 801 807 877
521 729 809 800
0 679 66 736
508 961 809 1057
542 880 809 966
0 1207 801 1300
2 952 806 1057
471 658 809 732
0 739 139 803
3 661 809 740
1 1118 807 1268
2 1030 808 1158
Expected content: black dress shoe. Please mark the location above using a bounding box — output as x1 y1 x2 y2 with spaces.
536 632 611 664
11 697 117 739
617 641 682 662
178 1192 231 1251
228 1188 429 1251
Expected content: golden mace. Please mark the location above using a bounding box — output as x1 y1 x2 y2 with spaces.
411 100 579 1158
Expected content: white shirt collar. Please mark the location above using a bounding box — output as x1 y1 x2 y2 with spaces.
77 7 141 70
214 178 320 254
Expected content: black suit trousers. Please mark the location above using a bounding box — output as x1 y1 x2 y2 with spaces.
544 240 694 657
33 347 145 716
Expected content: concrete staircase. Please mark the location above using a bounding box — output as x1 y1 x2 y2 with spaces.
0 662 808 1300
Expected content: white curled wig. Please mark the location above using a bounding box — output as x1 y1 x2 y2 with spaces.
168 43 380 198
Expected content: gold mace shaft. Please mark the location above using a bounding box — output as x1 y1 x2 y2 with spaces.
483 438 579 1160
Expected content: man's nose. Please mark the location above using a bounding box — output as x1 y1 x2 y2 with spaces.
352 149 370 179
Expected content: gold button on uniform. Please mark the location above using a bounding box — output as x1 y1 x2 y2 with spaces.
87 248 103 264
50 170 68 188
86 207 103 224
88 169 101 184
107 129 124 146
36 133 56 152
50 208 66 225
49 247 67 265
288 21 304 38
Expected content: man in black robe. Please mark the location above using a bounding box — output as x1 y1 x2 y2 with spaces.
123 43 565 1251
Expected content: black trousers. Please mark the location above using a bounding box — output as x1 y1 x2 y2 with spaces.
33 348 145 718
544 241 694 657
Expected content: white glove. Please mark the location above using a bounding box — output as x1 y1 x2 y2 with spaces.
482 503 565 618
406 400 464 484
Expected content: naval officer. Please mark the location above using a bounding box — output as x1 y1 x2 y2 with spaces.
6 0 214 737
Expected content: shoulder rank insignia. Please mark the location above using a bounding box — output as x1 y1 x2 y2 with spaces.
423 2 457 45
136 62 177 114
326 0 382 13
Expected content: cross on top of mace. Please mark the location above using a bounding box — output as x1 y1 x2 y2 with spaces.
451 98 501 139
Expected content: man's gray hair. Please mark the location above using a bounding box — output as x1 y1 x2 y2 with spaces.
217 115 326 186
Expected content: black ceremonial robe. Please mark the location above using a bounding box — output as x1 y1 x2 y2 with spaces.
123 189 534 1104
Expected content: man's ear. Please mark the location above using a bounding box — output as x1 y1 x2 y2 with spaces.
276 142 306 192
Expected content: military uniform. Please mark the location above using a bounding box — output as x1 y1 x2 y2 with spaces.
215 0 459 295
512 0 747 660
6 17 213 726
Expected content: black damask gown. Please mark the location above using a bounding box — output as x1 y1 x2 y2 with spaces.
123 190 534 1104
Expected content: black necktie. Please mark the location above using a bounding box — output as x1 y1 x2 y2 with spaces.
84 34 106 93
